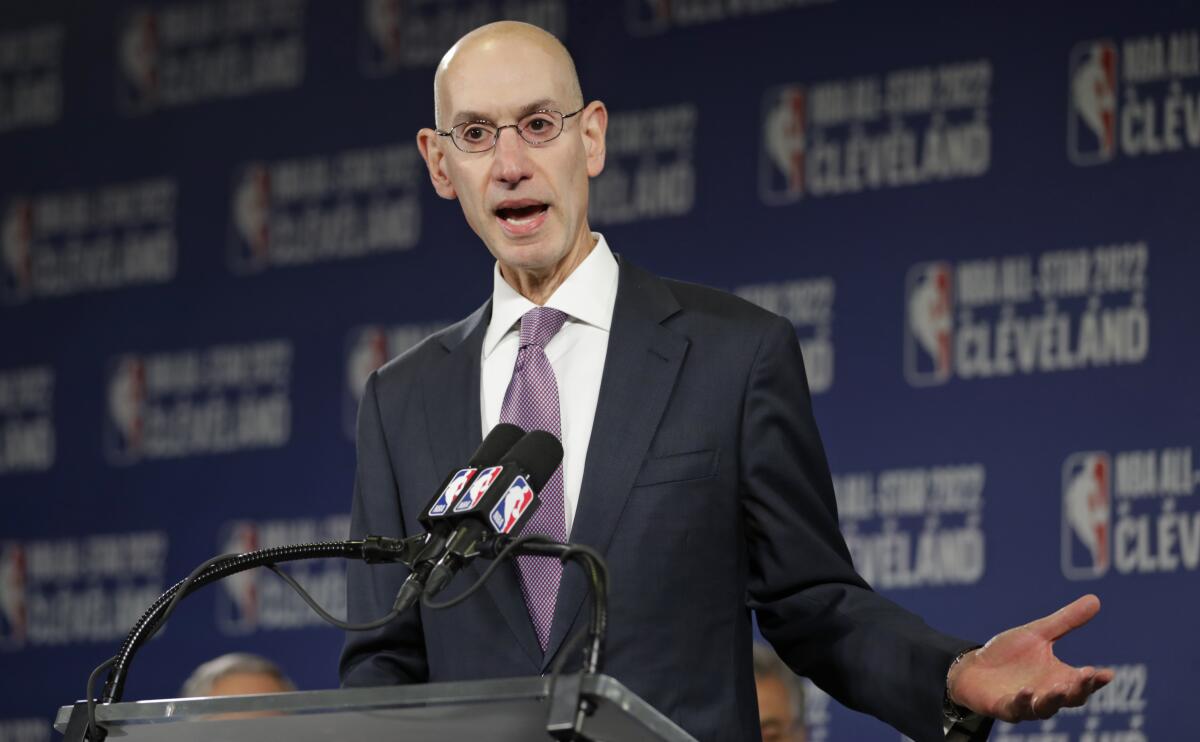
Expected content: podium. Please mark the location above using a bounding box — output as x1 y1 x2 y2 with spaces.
55 674 698 742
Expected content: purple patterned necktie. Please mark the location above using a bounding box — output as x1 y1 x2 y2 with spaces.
499 306 569 652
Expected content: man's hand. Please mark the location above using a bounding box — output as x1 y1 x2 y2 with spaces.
947 595 1115 722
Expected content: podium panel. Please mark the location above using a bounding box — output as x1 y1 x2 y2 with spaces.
55 674 698 742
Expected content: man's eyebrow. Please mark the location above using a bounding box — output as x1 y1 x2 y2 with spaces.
451 99 561 126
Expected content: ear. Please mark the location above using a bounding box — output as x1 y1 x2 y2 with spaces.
417 128 458 200
579 101 608 178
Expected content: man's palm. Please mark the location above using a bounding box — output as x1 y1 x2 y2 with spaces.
950 595 1115 722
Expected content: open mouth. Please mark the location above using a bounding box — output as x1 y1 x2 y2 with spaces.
495 203 549 224
494 201 549 235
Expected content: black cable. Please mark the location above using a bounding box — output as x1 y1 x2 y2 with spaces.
154 552 240 642
88 551 240 738
84 656 117 741
263 563 401 631
420 534 556 610
103 540 383 704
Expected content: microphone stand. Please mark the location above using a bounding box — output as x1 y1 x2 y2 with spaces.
477 535 610 742
69 533 611 742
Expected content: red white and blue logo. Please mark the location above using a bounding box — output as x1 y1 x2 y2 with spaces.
1 199 34 303
904 262 954 386
1062 452 1112 580
489 476 536 535
216 521 260 635
454 466 502 513
429 468 477 517
1068 40 1118 165
117 9 161 112
0 542 28 650
759 85 807 204
105 354 147 463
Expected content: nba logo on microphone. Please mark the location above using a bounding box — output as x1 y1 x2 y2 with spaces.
489 476 535 534
904 262 954 386
0 542 28 650
455 466 503 513
759 85 807 204
1062 452 1112 580
216 521 260 634
430 468 477 517
1068 40 1118 166
105 355 148 464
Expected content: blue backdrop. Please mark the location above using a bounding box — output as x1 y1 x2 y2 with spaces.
2 1 1197 740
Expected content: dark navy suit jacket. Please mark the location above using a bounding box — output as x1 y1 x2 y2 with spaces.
340 258 979 741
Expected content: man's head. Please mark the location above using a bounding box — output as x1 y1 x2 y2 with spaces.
416 22 607 296
181 652 295 697
753 643 807 742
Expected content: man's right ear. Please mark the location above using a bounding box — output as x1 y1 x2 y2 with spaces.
416 128 458 200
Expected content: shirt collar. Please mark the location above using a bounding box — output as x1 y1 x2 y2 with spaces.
482 233 619 359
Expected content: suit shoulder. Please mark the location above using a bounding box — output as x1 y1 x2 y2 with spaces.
660 276 784 329
372 316 469 388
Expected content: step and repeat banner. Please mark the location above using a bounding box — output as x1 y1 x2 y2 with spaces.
2 1 1197 740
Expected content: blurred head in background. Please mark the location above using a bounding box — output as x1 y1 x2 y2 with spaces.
181 652 296 697
753 643 807 742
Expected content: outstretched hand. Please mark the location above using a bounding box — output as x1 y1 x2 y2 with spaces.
948 595 1115 722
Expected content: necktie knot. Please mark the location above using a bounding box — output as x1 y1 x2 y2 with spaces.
519 307 568 349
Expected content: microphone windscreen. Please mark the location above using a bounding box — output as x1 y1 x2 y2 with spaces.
468 423 526 467
502 430 564 490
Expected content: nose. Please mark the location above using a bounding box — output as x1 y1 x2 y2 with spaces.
490 126 534 186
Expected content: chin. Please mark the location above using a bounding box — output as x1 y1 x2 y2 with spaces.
493 237 567 273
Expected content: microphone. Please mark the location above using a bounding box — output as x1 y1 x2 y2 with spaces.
392 423 526 611
423 430 563 599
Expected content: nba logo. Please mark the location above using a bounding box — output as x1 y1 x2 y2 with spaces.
0 542 28 650
217 522 260 635
117 9 161 113
904 262 954 386
1068 40 1118 165
1 199 34 303
1062 452 1112 580
489 476 535 534
760 85 807 205
343 325 390 439
625 0 672 36
229 164 273 274
105 354 147 464
454 466 503 513
360 0 404 75
430 468 477 517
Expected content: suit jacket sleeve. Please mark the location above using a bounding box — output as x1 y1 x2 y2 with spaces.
338 370 429 686
742 315 980 742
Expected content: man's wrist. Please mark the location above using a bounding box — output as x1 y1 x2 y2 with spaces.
944 647 978 724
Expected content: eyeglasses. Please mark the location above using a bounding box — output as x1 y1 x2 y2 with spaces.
436 106 585 153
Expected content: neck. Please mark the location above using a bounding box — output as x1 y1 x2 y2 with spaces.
500 231 597 305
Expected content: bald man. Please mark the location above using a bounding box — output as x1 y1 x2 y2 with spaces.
340 22 1112 742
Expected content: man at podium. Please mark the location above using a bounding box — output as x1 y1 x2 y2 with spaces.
340 21 1113 742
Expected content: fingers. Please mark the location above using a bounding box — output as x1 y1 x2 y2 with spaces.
1000 687 1036 722
1001 667 1115 722
1029 594 1102 641
1034 683 1070 719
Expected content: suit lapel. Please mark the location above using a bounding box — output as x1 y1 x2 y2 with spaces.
422 300 543 667
540 261 688 670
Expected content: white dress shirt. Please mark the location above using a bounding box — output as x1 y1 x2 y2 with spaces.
481 233 618 537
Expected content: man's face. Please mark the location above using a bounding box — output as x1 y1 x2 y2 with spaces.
756 675 806 742
418 36 605 278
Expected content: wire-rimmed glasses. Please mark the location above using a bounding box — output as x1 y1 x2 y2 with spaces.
436 106 585 153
